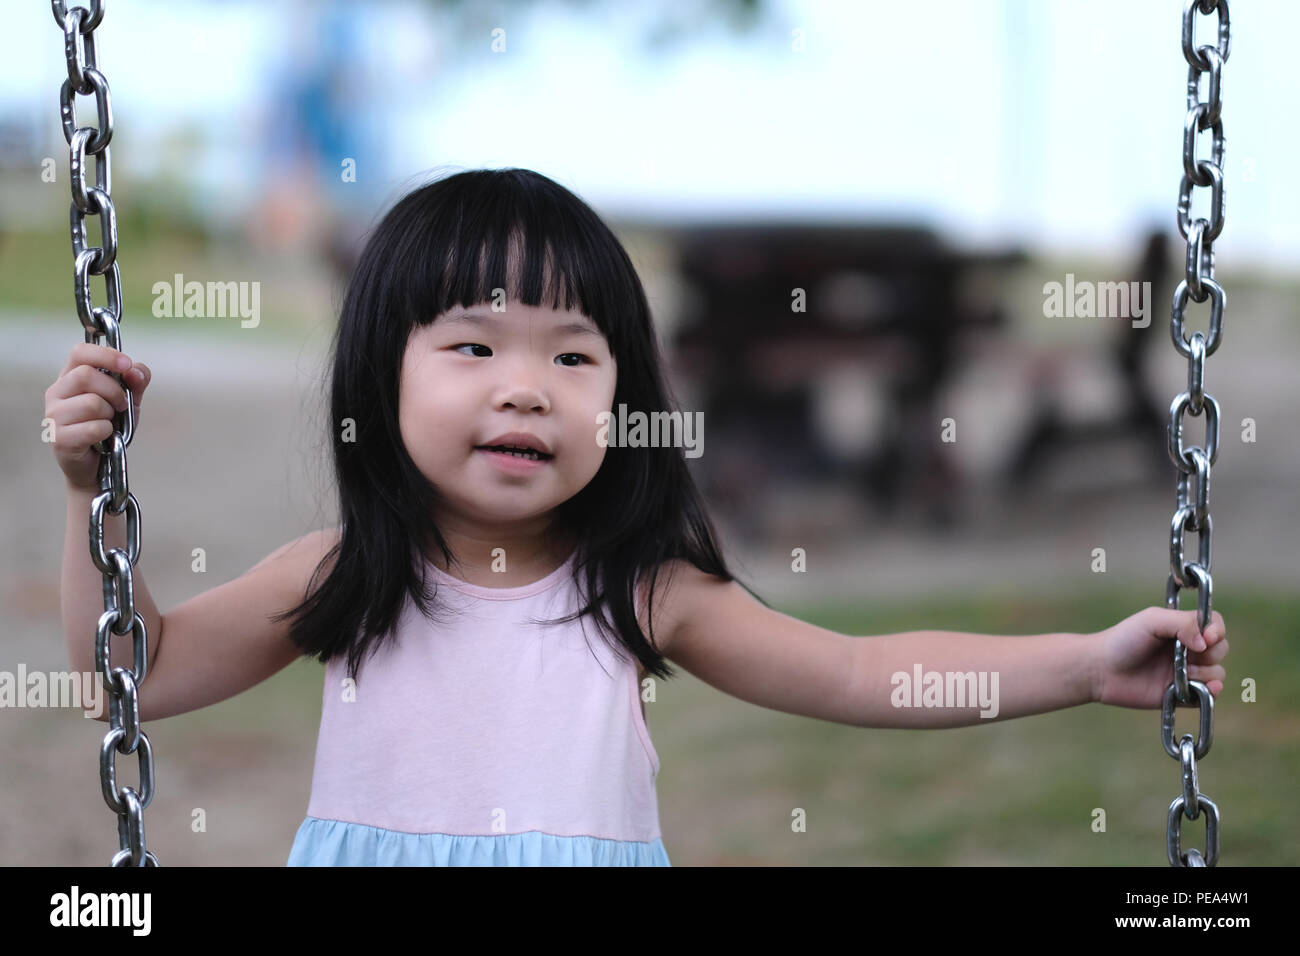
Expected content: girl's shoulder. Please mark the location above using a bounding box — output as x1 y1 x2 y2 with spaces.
283 526 342 580
246 527 343 612
635 558 723 658
250 525 341 581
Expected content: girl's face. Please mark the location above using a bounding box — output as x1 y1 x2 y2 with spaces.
399 299 617 536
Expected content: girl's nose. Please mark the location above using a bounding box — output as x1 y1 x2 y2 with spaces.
495 381 549 413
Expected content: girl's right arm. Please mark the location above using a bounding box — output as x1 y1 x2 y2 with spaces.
50 342 337 721
65 510 337 723
93 528 337 722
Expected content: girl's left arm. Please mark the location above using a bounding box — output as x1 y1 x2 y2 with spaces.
849 628 1096 727
660 563 1225 729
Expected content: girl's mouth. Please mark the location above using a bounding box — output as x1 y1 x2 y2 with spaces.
476 444 552 461
476 446 553 474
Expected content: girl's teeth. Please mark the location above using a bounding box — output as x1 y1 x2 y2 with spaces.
491 447 541 460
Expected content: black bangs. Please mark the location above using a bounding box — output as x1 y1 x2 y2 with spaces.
394 168 640 357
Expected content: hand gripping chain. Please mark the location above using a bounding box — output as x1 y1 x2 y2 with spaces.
52 0 160 866
1160 0 1231 867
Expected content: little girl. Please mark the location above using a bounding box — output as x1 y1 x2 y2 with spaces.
53 167 1229 867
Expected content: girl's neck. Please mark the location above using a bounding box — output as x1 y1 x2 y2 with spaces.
428 529 577 588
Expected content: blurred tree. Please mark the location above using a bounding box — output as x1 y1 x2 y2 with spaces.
266 0 772 277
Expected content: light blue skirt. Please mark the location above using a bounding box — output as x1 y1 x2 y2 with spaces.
287 816 672 866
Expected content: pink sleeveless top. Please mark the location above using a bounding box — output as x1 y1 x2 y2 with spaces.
291 548 668 865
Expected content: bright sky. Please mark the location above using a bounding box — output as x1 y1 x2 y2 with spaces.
7 0 1297 267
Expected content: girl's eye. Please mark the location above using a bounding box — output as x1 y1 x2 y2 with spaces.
453 344 589 367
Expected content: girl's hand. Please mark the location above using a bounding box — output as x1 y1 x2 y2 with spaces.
1094 607 1227 709
45 343 151 493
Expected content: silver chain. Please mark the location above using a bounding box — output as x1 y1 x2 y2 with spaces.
1162 0 1229 868
52 0 160 867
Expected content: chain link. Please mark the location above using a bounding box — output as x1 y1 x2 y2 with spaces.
1161 0 1228 868
52 0 160 867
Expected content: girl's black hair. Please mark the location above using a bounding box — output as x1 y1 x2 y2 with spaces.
273 167 771 685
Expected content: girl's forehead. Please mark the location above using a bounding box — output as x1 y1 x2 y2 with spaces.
433 304 602 336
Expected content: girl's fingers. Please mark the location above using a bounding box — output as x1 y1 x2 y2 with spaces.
61 343 132 377
1194 638 1228 665
1201 610 1226 646
1179 622 1207 652
1150 607 1227 653
124 366 146 397
1185 636 1228 666
1191 664 1225 683
1147 607 1209 651
47 364 127 411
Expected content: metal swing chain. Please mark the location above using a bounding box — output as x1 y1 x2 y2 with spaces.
51 0 159 867
1162 0 1229 868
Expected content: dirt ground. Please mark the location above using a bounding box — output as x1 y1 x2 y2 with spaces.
4 278 1298 866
